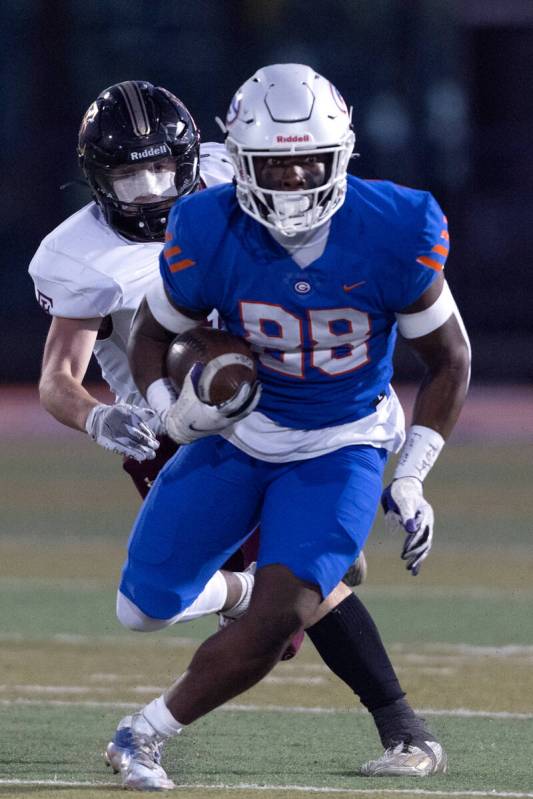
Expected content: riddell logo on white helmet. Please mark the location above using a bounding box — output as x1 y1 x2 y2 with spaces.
274 134 314 143
129 145 168 161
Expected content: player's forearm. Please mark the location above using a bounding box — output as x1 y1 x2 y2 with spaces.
130 336 172 398
39 370 100 432
410 350 470 439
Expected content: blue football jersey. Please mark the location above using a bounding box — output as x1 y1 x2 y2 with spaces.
160 176 449 430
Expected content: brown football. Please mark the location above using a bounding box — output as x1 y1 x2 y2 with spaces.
166 326 258 406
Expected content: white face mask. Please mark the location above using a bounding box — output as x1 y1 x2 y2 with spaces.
111 164 178 204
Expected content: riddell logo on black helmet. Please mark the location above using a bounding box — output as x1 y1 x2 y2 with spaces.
274 134 312 143
129 144 169 161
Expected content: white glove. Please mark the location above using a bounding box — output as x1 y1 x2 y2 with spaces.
165 363 261 445
85 403 160 462
381 476 434 576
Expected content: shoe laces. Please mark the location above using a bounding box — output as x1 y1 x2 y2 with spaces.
381 740 409 758
385 736 435 760
115 724 164 768
380 713 435 750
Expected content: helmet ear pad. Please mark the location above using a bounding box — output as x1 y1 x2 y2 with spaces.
78 81 200 242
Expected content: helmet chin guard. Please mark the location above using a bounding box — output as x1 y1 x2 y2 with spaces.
223 64 355 236
78 80 200 242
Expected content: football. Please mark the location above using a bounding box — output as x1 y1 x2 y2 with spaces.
166 326 258 406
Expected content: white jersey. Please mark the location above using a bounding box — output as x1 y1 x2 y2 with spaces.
29 142 234 406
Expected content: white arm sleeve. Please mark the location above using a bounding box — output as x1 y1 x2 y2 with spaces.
396 280 454 339
145 279 203 334
396 279 471 387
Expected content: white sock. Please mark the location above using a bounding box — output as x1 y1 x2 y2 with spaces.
142 695 185 738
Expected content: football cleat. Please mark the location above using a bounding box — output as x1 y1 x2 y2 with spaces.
105 713 175 791
342 550 368 587
360 739 447 777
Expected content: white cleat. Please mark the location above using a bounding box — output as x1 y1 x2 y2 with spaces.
105 713 176 791
342 550 368 587
360 740 447 777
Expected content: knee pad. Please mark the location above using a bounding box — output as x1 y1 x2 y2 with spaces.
116 591 178 632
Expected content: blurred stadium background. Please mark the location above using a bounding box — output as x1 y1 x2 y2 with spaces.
2 0 533 381
1 2 532 796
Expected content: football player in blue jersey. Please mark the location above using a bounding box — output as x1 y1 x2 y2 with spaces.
106 64 471 789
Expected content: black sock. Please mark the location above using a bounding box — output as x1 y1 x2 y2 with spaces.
372 698 435 748
306 593 404 710
306 593 430 746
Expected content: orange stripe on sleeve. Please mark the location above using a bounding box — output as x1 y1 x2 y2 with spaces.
165 231 173 241
164 245 182 259
169 258 196 273
432 244 449 257
440 229 449 241
416 255 444 272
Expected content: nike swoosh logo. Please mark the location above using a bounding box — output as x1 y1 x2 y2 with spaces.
343 280 366 292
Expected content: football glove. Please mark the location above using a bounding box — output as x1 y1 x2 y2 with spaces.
85 403 160 462
165 363 261 445
381 477 434 576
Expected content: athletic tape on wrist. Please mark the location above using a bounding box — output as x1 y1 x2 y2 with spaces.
394 424 444 482
146 378 178 415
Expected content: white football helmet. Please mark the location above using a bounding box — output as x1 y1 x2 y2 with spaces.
223 63 355 236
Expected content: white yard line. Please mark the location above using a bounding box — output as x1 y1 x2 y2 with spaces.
358 586 533 600
0 779 532 797
1 696 532 720
0 631 199 647
2 632 533 658
392 643 533 658
0 675 325 695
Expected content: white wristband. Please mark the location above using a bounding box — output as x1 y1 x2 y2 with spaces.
84 403 107 435
146 378 178 415
394 424 445 482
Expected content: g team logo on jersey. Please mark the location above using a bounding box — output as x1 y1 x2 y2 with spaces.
294 280 311 294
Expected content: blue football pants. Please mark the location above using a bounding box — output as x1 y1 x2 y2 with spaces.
120 436 387 619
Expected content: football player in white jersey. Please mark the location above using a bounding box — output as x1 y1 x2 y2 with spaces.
29 80 233 467
29 80 257 626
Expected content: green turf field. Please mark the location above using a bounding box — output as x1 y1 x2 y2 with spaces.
1 426 532 799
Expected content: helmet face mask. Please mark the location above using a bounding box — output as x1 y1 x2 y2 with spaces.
78 81 200 242
224 64 355 236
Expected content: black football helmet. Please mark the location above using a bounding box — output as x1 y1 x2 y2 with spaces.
78 80 200 241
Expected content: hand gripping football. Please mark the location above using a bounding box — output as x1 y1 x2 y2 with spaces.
166 326 258 406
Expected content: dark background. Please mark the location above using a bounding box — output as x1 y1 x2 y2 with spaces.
2 0 532 383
